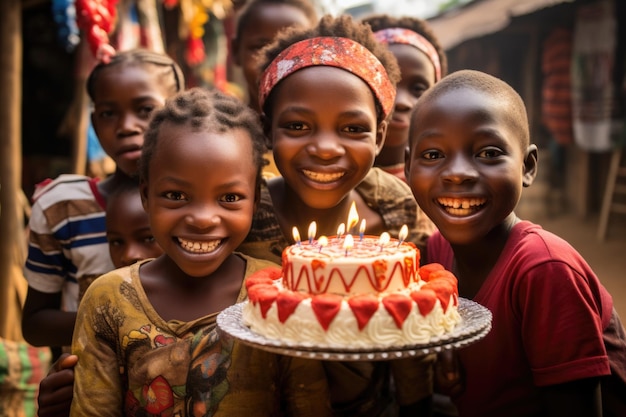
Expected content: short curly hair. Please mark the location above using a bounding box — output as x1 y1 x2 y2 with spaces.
140 88 267 186
257 14 401 122
361 14 448 78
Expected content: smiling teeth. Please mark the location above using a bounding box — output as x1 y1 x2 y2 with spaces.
437 198 486 216
178 238 221 253
302 169 345 183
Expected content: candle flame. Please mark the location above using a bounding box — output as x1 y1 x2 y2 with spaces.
337 223 345 237
398 224 408 243
292 227 301 243
343 234 354 250
359 219 366 234
308 221 317 242
318 235 329 247
378 232 390 246
347 202 359 231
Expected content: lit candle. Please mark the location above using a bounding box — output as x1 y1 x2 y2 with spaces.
337 223 345 239
308 221 317 244
398 224 408 246
292 226 301 246
344 234 354 256
347 201 359 234
318 235 328 252
378 232 390 251
359 219 366 241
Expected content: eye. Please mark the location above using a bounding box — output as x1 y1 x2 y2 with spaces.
477 147 503 159
410 83 429 98
421 150 443 160
284 122 307 131
138 105 156 118
220 193 242 203
142 236 156 244
98 109 115 119
107 237 123 247
163 191 186 201
342 125 367 134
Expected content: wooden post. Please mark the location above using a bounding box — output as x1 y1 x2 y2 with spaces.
0 0 27 341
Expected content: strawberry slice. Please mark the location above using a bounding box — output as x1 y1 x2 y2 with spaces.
347 294 380 330
245 276 274 291
276 291 308 323
248 285 279 318
311 294 343 330
428 270 458 293
422 280 454 313
410 289 438 316
419 263 445 282
382 293 413 329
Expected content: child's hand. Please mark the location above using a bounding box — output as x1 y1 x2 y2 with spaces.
37 353 77 417
434 350 464 398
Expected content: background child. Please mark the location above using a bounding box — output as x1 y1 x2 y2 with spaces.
70 87 331 416
104 177 162 270
237 14 435 415
22 49 185 354
362 13 447 183
405 69 626 417
231 0 319 179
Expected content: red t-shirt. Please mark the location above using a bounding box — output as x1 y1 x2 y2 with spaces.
426 221 624 417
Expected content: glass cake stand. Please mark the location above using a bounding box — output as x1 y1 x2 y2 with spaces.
217 298 492 361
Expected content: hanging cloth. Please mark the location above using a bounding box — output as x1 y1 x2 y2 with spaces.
571 0 616 152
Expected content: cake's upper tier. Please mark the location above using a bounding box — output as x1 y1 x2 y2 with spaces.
281 235 420 296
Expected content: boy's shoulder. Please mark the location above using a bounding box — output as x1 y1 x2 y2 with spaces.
32 174 99 204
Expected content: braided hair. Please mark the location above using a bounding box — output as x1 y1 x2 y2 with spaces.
140 88 267 186
86 49 185 101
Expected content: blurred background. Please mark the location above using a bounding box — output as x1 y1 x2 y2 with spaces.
1 0 625 415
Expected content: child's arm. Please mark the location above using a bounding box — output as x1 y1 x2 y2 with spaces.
22 288 76 346
391 354 435 415
69 282 123 416
37 353 77 417
539 377 602 417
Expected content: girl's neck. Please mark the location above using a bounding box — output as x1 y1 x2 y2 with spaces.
268 178 361 241
97 169 135 199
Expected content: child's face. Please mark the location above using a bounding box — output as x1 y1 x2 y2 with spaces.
269 66 386 209
91 65 171 176
141 124 258 277
233 4 312 111
106 190 162 268
406 87 537 245
385 44 437 149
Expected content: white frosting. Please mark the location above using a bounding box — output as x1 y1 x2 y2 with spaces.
243 281 462 349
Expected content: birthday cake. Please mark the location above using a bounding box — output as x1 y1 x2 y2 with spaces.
242 232 462 349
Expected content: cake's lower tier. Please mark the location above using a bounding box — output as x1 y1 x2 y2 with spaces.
242 282 462 349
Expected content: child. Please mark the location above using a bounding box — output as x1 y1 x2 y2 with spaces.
405 69 626 417
104 177 162 269
231 0 318 114
22 49 185 352
237 14 435 416
231 0 319 179
70 87 331 416
362 13 447 183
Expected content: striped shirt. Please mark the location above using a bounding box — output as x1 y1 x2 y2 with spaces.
24 174 114 312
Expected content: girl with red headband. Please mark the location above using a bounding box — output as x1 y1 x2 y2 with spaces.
237 13 436 416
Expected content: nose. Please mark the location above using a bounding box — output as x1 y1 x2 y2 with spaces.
120 243 147 267
441 154 479 184
307 130 345 160
116 113 142 136
394 88 414 113
185 202 221 229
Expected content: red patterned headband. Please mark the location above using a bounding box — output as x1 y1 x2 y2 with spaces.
374 28 442 81
258 37 396 119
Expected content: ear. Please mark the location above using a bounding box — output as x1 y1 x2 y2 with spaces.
375 120 388 156
522 144 538 188
140 180 149 211
231 37 241 67
261 112 273 150
404 145 412 181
